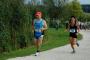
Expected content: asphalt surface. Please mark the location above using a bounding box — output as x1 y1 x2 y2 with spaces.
8 30 90 60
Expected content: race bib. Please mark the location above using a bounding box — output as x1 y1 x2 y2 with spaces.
70 29 75 33
35 29 41 32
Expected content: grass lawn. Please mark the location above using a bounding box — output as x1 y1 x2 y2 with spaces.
0 28 82 60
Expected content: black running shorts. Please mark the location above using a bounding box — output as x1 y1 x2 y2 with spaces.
70 33 77 38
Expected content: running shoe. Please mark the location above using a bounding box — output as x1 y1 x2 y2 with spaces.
76 42 79 47
35 52 39 56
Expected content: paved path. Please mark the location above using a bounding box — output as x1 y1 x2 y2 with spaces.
8 30 90 60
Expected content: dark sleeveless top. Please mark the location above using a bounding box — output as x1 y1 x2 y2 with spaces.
69 25 77 33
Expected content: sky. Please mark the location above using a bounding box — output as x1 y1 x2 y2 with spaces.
24 0 42 4
80 0 90 4
25 0 90 5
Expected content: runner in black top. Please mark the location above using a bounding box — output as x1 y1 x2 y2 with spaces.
69 25 77 38
68 16 80 53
